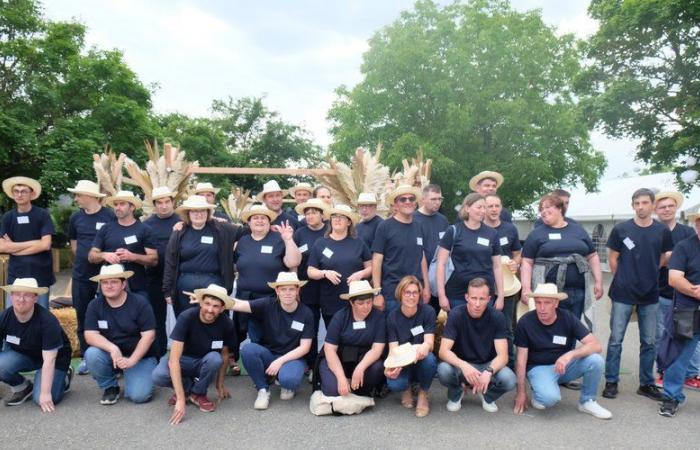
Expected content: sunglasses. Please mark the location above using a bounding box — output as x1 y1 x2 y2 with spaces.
396 196 416 204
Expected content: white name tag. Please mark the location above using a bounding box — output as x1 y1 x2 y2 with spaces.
500 236 509 246
410 325 424 336
299 244 308 253
352 321 366 330
553 335 567 345
623 237 635 250
477 237 490 246
211 340 223 349
96 222 105 230
548 233 562 240
98 320 108 329
6 335 20 345
322 247 334 259
291 320 304 331
201 236 214 244
261 245 273 254
124 235 138 245
298 214 304 222
17 216 29 224
416 237 423 246
439 231 445 239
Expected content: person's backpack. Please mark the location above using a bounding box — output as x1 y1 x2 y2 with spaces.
427 224 458 294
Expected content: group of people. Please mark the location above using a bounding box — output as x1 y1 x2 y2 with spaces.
0 169 698 422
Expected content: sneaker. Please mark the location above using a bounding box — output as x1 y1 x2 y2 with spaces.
280 388 295 401
100 386 120 405
683 377 700 391
655 374 664 388
560 380 582 391
479 393 498 413
530 398 546 410
637 384 665 401
77 359 89 375
446 391 464 412
659 398 680 418
578 399 612 419
64 366 74 393
4 381 33 406
602 382 618 399
254 388 271 410
189 393 216 412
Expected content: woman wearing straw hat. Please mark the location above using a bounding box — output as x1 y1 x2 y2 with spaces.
384 275 437 417
307 204 372 327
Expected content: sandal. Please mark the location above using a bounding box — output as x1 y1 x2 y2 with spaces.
401 389 414 408
415 391 430 418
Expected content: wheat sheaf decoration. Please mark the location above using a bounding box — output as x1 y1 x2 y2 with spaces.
392 148 432 190
221 186 253 224
92 146 125 197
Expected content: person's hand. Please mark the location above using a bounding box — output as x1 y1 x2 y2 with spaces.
338 377 351 396
165 296 172 305
172 221 184 232
415 344 429 361
594 281 604 300
422 285 431 303
554 352 574 375
272 221 294 241
520 290 531 306
373 294 385 311
507 259 518 273
461 363 480 387
351 367 365 391
117 356 137 370
495 295 504 311
109 347 123 369
265 359 283 377
324 270 342 285
115 248 136 262
384 367 402 380
103 252 121 264
513 390 528 415
474 370 492 394
39 392 55 413
346 271 364 283
217 384 231 401
439 294 450 312
170 398 186 425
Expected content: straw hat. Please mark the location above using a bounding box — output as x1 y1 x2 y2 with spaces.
1 278 48 295
267 272 308 289
90 264 134 282
686 211 700 223
176 195 215 214
192 284 235 309
67 180 106 198
194 182 220 195
384 343 418 369
655 191 684 208
501 256 522 297
289 182 314 197
469 171 504 191
256 180 288 202
105 191 142 209
324 204 359 225
340 280 380 300
295 198 329 215
241 204 277 223
386 185 422 205
516 298 536 322
151 186 175 201
526 283 568 300
3 176 42 200
357 192 378 205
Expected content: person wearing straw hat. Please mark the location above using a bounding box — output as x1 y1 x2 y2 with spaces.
258 180 299 230
143 186 181 357
0 176 55 309
513 283 611 419
372 185 430 312
659 211 700 417
287 182 314 222
319 280 386 400
469 170 512 223
84 264 157 405
356 192 383 250
88 191 157 298
67 180 115 375
194 182 231 222
152 284 236 423
438 278 516 414
0 278 73 410
229 272 314 409
308 204 372 327
603 188 673 402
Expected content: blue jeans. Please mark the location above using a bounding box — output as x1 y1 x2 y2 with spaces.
240 342 306 391
175 272 223 317
387 353 437 392
152 352 223 396
559 287 584 320
605 301 657 385
528 354 604 405
0 348 68 405
6 291 50 309
689 343 700 378
84 347 156 403
437 361 516 403
663 331 700 403
657 296 700 378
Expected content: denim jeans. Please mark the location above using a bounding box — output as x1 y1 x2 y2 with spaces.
688 343 700 378
528 353 604 405
84 346 156 403
72 278 98 355
386 353 437 392
175 272 223 317
0 347 68 405
437 361 516 403
241 342 306 391
605 301 657 385
6 291 50 309
152 351 223 396
503 294 517 368
663 331 700 402
558 287 585 320
319 357 385 397
657 296 700 378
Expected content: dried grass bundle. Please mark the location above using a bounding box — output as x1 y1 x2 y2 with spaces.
221 186 253 223
92 146 124 197
392 148 432 189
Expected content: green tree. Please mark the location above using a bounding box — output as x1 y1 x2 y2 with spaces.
579 0 699 178
328 0 605 214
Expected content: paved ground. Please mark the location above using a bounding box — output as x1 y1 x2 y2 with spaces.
1 272 699 449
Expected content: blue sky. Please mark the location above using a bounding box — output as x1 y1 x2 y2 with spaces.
42 0 640 180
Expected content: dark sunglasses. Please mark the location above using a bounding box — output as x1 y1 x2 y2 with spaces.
397 196 416 203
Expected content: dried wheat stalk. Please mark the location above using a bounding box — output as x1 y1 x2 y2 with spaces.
92 146 124 197
221 187 253 223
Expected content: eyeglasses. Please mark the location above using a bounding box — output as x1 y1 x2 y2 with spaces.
12 189 32 196
403 290 420 297
397 196 416 203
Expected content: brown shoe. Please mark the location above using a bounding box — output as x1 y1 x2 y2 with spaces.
189 393 216 412
401 389 414 408
415 391 430 418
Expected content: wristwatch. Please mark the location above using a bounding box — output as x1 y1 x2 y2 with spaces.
485 366 495 374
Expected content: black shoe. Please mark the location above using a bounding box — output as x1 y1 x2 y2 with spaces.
4 381 33 406
637 384 665 401
100 386 120 405
602 382 618 399
659 398 680 417
560 381 582 391
64 367 74 393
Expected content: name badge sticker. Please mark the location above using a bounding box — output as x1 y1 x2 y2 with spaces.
322 247 334 259
416 237 423 246
553 335 567 345
260 245 273 254
98 320 108 329
623 237 636 250
291 320 304 331
6 335 20 345
548 233 562 240
298 214 305 222
96 222 105 230
201 236 214 244
353 321 366 330
410 325 424 336
299 244 308 253
439 231 445 239
124 235 138 245
500 236 509 246
477 237 490 247
211 340 223 350
17 216 29 224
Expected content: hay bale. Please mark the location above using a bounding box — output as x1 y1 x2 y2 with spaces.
51 307 80 358
433 309 448 355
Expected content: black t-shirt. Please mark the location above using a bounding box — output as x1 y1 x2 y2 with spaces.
169 307 237 358
85 292 157 357
69 207 116 281
143 213 180 279
0 206 56 286
357 215 383 251
500 208 512 223
272 210 300 230
0 306 72 371
413 210 450 262
494 221 522 259
386 303 436 345
234 232 286 296
179 224 220 274
658 223 695 299
534 216 579 228
294 224 328 306
249 297 315 355
607 219 673 305
372 217 426 299
514 309 590 370
443 305 506 364
669 233 700 308
325 307 386 347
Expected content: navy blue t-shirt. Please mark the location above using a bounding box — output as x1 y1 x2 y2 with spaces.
170 307 237 358
515 309 590 370
308 236 371 316
443 305 506 364
357 215 383 251
85 292 157 357
179 224 220 274
413 210 450 262
668 233 700 308
272 209 300 230
213 209 231 223
143 213 179 279
522 223 595 288
250 297 315 355
534 216 579 228
91 220 155 291
440 222 501 298
294 224 327 306
386 303 436 345
69 207 116 281
234 232 286 296
658 223 695 299
494 221 522 258
0 306 72 371
372 217 426 300
0 206 55 286
325 307 386 347
501 208 512 223
607 219 673 305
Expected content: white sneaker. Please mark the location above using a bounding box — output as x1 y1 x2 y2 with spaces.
578 399 612 420
479 393 498 413
254 389 270 410
530 398 546 410
280 388 295 400
446 391 464 412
